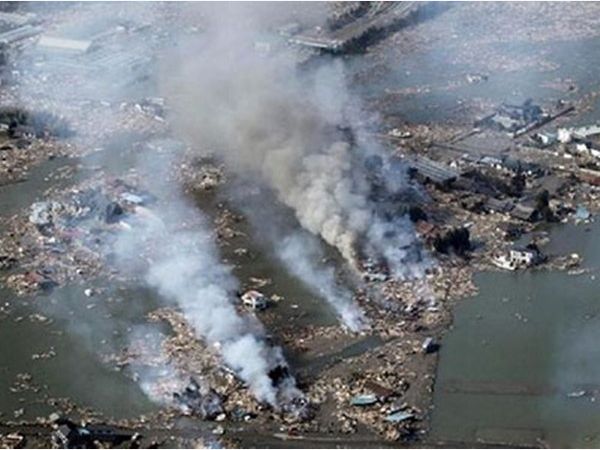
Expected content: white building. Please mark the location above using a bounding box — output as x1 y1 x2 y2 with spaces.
493 246 542 271
509 247 538 266
241 290 268 310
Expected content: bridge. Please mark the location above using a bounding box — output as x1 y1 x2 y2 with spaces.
289 2 422 52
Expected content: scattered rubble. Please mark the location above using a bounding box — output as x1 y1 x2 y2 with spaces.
2 2 600 449
173 378 225 420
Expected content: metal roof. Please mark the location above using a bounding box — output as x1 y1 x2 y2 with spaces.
408 155 459 184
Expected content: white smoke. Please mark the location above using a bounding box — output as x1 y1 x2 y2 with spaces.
9 2 304 408
229 182 370 332
115 195 290 405
278 233 367 332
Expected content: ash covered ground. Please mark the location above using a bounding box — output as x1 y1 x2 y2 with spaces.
1 2 600 449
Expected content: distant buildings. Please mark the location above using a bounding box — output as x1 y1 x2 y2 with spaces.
0 11 41 46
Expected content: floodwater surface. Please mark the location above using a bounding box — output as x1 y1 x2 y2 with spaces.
431 220 600 448
0 283 161 420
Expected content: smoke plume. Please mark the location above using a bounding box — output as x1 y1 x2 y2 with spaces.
278 233 367 331
162 5 428 282
5 3 307 409
114 186 293 406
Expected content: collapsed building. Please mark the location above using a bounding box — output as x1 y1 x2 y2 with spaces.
52 418 138 449
406 154 460 189
4 3 600 448
476 98 574 138
173 378 225 420
493 244 545 271
479 99 546 134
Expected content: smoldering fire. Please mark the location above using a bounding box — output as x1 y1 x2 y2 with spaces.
163 6 429 329
14 2 430 409
114 192 302 407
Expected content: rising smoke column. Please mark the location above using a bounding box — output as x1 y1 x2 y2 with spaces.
163 44 365 266
278 232 367 331
114 190 292 406
11 2 300 407
162 5 429 281
229 180 369 332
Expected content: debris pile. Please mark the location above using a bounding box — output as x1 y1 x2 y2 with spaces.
173 378 225 420
2 173 155 295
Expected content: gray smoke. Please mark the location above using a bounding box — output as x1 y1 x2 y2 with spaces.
162 5 428 282
9 2 301 406
229 181 370 331
9 2 425 406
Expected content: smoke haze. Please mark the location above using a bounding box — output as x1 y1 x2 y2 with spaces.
9 2 429 407
114 181 293 405
163 3 429 289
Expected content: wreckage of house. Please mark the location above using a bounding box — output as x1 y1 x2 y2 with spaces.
510 202 539 222
493 245 544 270
52 419 136 449
578 168 600 186
241 290 268 310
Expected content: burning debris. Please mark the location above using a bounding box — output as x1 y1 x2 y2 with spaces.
173 378 225 420
0 106 72 139
281 395 315 423
104 167 304 407
276 233 368 332
164 16 429 287
5 3 600 448
433 226 472 257
360 257 389 283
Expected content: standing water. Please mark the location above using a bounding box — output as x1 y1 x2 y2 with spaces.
431 220 600 447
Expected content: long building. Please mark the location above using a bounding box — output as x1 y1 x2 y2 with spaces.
407 155 460 186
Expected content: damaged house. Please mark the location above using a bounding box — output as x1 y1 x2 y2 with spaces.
172 378 224 420
493 244 545 270
477 99 547 136
240 290 269 310
51 418 136 449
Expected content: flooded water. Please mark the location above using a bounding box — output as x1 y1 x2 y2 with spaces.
347 34 600 125
0 153 347 422
0 156 81 216
430 220 600 448
0 282 161 421
5 4 600 442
